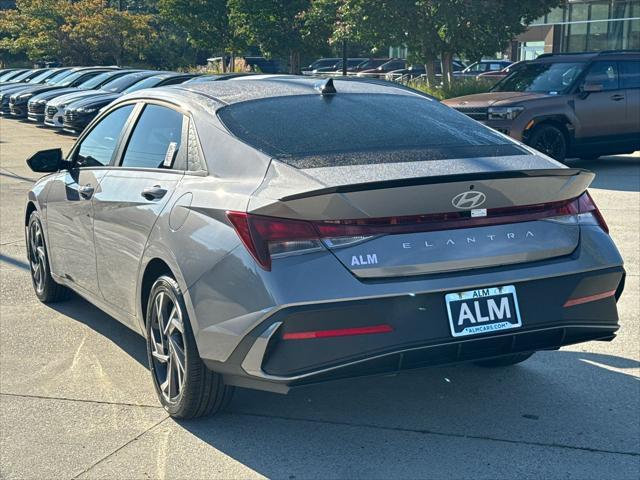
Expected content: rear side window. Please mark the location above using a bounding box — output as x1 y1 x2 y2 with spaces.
584 61 619 90
218 93 525 168
620 61 640 89
76 105 135 167
120 104 184 169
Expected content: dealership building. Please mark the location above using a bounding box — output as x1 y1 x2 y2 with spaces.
515 0 640 59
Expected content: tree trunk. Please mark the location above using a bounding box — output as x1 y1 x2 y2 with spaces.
441 51 454 88
424 60 436 88
289 50 301 75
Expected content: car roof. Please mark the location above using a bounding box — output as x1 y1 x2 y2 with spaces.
147 72 193 80
160 75 421 108
533 51 640 63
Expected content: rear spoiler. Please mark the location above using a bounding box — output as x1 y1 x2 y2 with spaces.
280 168 594 201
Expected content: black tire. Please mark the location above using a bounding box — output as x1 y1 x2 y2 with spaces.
474 352 535 368
527 124 567 162
145 275 234 418
26 211 69 303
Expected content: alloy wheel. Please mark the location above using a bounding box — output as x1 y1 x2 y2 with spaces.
149 289 186 403
28 220 46 294
534 129 565 160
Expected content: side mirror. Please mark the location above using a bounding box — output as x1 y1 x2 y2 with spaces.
26 148 66 173
582 82 603 93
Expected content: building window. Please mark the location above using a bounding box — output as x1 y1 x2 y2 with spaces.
566 2 589 51
546 6 565 24
520 41 546 60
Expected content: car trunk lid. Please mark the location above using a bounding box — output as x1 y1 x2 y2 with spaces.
242 159 596 277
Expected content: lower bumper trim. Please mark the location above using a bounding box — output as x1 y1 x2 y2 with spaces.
236 323 617 388
564 289 616 307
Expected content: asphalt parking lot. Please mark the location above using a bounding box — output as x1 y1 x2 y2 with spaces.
0 117 639 479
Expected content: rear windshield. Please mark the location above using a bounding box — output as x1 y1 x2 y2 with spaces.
217 93 525 168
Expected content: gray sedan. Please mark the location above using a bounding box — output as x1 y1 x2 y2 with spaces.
24 75 625 418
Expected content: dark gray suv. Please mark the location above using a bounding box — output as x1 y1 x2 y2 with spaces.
444 51 640 162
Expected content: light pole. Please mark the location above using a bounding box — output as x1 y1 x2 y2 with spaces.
342 39 347 76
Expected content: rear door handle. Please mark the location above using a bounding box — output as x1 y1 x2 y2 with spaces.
78 184 94 199
141 185 167 200
610 94 625 101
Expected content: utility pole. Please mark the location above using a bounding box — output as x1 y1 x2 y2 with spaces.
342 39 347 76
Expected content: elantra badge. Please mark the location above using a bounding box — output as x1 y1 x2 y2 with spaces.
452 191 486 210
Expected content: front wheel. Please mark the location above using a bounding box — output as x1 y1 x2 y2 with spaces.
474 352 535 368
145 275 234 418
527 124 567 162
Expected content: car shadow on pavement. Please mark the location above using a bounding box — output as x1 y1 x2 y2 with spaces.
49 293 148 367
566 154 640 192
171 349 640 477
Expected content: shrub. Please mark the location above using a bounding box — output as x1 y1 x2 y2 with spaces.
408 77 498 100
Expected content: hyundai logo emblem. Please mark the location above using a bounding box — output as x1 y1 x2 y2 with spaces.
452 191 487 209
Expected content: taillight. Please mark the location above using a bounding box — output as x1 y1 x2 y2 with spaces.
226 212 323 269
227 191 608 270
576 191 609 233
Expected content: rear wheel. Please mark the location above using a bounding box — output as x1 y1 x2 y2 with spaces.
474 352 535 368
527 124 567 162
145 275 234 418
26 211 69 303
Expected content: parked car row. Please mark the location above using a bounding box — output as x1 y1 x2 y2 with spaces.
303 57 514 81
303 57 411 77
0 66 236 134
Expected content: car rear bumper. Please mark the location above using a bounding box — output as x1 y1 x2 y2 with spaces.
205 264 624 392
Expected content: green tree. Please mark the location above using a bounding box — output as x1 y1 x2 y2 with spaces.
159 0 237 71
0 0 71 63
337 0 564 86
63 0 156 66
0 0 157 66
433 0 564 85
229 0 332 74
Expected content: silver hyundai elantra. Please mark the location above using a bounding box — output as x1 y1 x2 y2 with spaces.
24 75 625 418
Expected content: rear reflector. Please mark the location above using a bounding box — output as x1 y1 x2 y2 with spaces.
227 191 608 270
282 324 393 340
564 289 616 308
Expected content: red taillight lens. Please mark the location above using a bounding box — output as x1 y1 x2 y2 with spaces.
226 212 320 270
577 191 609 233
227 191 608 270
282 324 393 340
